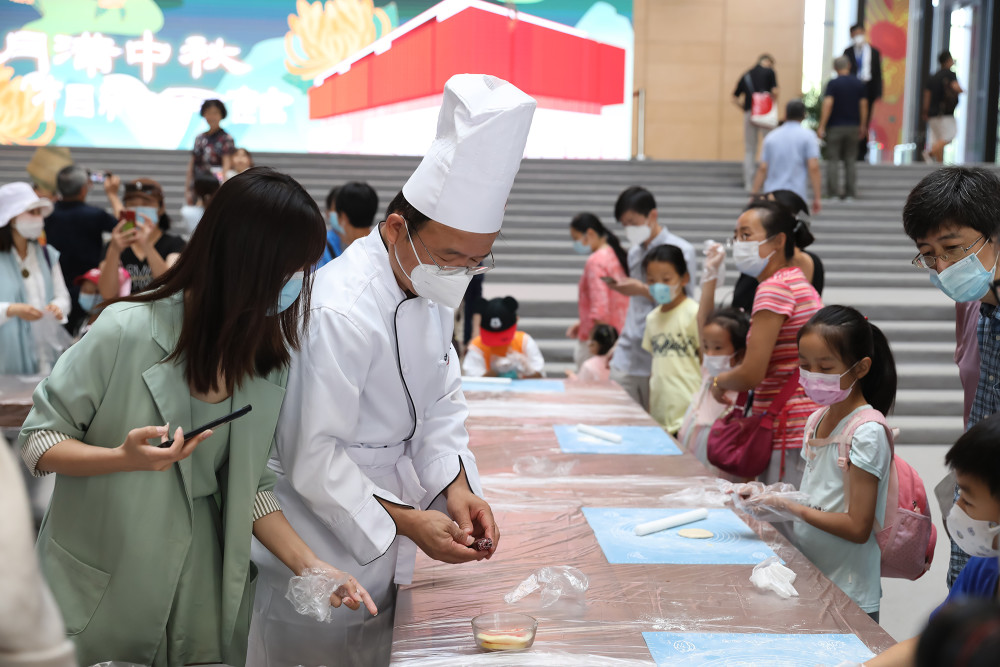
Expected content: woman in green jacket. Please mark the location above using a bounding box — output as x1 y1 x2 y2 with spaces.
18 168 377 666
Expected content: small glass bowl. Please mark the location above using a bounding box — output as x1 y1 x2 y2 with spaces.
471 612 538 652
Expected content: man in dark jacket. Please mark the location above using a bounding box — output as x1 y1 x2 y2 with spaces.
842 23 883 161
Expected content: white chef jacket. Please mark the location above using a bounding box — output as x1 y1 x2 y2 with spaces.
248 227 485 666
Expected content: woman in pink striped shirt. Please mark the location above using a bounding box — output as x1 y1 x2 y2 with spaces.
710 200 822 487
567 213 629 368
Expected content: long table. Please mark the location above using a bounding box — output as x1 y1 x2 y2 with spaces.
390 381 895 664
0 375 42 429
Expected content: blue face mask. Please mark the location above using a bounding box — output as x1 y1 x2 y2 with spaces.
131 206 160 226
274 272 304 315
328 212 344 236
78 292 100 312
929 242 998 303
572 240 591 255
650 282 678 305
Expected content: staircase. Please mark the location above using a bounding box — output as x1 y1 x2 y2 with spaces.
0 147 962 444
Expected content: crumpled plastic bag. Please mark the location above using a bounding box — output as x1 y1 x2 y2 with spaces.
285 567 351 622
660 479 733 507
750 556 799 598
513 456 576 476
727 481 809 522
505 566 589 607
30 311 74 373
493 352 532 379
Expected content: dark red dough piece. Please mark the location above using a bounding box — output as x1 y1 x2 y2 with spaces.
472 537 493 551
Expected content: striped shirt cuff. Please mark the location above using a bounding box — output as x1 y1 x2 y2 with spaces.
21 430 72 478
252 490 282 521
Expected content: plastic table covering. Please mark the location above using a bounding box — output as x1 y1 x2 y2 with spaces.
0 374 41 429
389 381 895 665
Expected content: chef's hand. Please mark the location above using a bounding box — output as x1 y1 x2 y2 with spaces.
117 425 212 472
446 476 499 559
407 508 484 564
307 561 378 615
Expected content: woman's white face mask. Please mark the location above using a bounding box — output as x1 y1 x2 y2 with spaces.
13 212 45 240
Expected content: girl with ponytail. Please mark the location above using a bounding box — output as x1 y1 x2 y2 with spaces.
756 304 897 621
567 213 629 368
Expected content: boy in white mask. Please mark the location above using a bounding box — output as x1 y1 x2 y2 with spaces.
0 182 70 374
608 186 696 410
865 413 1000 666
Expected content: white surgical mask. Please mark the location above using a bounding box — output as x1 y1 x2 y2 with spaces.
947 503 1000 558
731 238 775 278
396 222 473 309
13 213 44 240
624 223 652 247
702 353 734 377
853 35 866 47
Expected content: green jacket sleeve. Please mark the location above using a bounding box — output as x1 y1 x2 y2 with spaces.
19 307 124 449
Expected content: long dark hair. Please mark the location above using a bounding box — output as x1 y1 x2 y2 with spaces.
798 305 897 414
570 212 628 274
108 167 326 394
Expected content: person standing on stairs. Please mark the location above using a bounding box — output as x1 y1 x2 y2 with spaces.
818 56 868 201
752 100 823 215
567 212 629 369
607 186 696 412
843 23 883 162
901 166 1000 588
733 54 779 192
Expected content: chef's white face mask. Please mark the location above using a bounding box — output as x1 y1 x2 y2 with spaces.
395 219 473 309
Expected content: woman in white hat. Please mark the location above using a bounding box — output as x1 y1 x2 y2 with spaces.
0 182 71 374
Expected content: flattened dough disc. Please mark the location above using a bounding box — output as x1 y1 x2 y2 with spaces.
677 528 714 539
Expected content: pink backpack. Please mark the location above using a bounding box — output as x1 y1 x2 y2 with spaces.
803 408 936 580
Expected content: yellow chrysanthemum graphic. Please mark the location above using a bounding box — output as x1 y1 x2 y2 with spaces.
0 66 55 146
284 0 393 81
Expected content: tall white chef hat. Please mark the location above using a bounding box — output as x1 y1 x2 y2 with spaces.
402 74 536 235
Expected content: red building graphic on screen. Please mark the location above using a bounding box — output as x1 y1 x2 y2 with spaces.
308 0 627 119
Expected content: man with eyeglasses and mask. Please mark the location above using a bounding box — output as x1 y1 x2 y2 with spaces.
247 74 536 666
902 166 1000 591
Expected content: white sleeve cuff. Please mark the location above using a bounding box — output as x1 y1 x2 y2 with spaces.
21 430 71 478
252 490 282 521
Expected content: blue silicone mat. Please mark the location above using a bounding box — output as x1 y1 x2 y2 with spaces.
461 379 566 393
554 424 682 455
582 507 777 565
642 632 875 666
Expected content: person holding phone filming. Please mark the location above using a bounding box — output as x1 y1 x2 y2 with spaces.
99 176 185 299
18 168 376 666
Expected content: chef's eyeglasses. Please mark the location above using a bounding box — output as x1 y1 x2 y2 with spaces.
402 218 495 276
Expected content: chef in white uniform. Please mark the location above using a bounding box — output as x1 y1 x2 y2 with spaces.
247 74 536 666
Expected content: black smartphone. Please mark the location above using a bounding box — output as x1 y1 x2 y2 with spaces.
158 404 252 447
